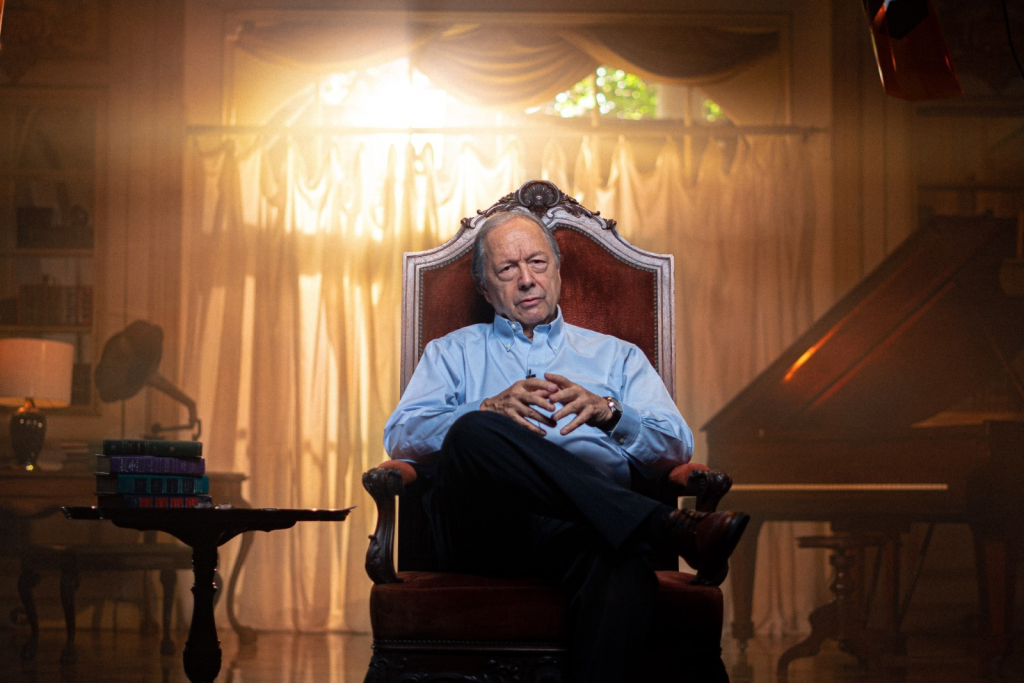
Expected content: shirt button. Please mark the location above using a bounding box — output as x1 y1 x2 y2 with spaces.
618 437 625 445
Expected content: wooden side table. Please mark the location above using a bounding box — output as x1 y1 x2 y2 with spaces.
1 470 257 644
63 506 351 683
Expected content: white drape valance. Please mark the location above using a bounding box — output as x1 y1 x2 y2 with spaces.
234 19 780 109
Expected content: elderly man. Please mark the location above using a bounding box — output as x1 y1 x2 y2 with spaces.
384 210 748 682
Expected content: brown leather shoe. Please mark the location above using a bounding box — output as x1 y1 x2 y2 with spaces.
667 508 750 587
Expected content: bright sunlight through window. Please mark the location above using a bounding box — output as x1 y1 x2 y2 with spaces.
317 61 448 130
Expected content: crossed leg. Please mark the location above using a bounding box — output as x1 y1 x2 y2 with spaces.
428 411 666 682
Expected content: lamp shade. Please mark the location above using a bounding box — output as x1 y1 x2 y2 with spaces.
0 338 74 408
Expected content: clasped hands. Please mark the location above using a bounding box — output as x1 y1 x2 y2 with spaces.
479 373 613 437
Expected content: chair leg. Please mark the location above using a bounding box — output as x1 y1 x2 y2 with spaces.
140 570 159 636
17 567 41 661
159 568 177 656
365 651 404 683
59 560 80 665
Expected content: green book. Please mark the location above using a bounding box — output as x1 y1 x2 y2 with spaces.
102 439 202 458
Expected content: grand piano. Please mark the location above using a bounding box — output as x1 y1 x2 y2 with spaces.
705 214 1024 667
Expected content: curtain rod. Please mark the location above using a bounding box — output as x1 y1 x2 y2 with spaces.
185 123 826 138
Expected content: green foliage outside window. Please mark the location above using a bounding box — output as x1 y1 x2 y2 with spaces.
544 67 658 120
703 99 724 123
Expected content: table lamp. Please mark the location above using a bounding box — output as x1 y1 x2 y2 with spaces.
0 338 74 470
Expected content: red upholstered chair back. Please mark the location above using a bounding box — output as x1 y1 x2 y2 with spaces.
402 180 676 399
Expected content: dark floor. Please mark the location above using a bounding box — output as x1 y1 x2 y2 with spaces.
1 626 1021 682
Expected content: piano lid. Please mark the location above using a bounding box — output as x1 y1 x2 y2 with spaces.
703 215 1024 441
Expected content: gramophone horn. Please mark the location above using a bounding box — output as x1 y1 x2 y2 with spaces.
94 320 162 402
94 320 201 439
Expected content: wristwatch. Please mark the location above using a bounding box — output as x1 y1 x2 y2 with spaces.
602 396 623 432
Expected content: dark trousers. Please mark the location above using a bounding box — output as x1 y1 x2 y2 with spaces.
430 410 666 683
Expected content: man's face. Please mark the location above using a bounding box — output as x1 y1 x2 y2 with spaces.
480 218 561 338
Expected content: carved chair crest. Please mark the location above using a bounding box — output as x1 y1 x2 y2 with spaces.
401 179 676 399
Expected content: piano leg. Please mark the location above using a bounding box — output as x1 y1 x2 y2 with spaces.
967 432 1021 678
877 532 908 668
728 517 762 680
970 528 1015 675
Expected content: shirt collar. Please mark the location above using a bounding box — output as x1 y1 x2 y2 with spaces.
492 307 565 352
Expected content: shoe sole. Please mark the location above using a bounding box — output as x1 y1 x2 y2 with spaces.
692 512 750 587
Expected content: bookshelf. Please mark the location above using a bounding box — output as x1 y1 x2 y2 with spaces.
0 90 105 410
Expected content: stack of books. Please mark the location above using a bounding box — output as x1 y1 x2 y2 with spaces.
95 439 212 509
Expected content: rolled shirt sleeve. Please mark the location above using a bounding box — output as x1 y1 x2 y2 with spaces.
610 344 693 478
384 341 480 463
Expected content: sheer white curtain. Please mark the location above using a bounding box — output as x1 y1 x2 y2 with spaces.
557 135 831 635
180 130 828 634
175 7 828 638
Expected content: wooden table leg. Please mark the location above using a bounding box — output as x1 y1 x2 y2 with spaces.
59 558 80 665
778 543 867 681
779 534 894 680
17 566 41 660
777 601 835 682
225 531 257 645
60 505 351 681
183 543 222 683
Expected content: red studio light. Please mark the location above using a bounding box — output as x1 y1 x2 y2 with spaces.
862 0 962 100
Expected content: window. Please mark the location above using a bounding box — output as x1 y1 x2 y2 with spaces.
538 66 658 120
531 66 730 125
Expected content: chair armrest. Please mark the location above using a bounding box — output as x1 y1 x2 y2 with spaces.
666 463 733 513
362 462 417 585
376 459 419 486
363 459 733 583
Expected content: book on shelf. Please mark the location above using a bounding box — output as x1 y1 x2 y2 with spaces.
97 494 213 510
102 439 202 458
96 454 206 475
95 474 210 495
16 283 92 326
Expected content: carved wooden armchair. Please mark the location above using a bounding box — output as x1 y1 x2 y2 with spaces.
363 180 734 683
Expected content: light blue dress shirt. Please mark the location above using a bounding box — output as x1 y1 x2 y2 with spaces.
384 308 693 487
